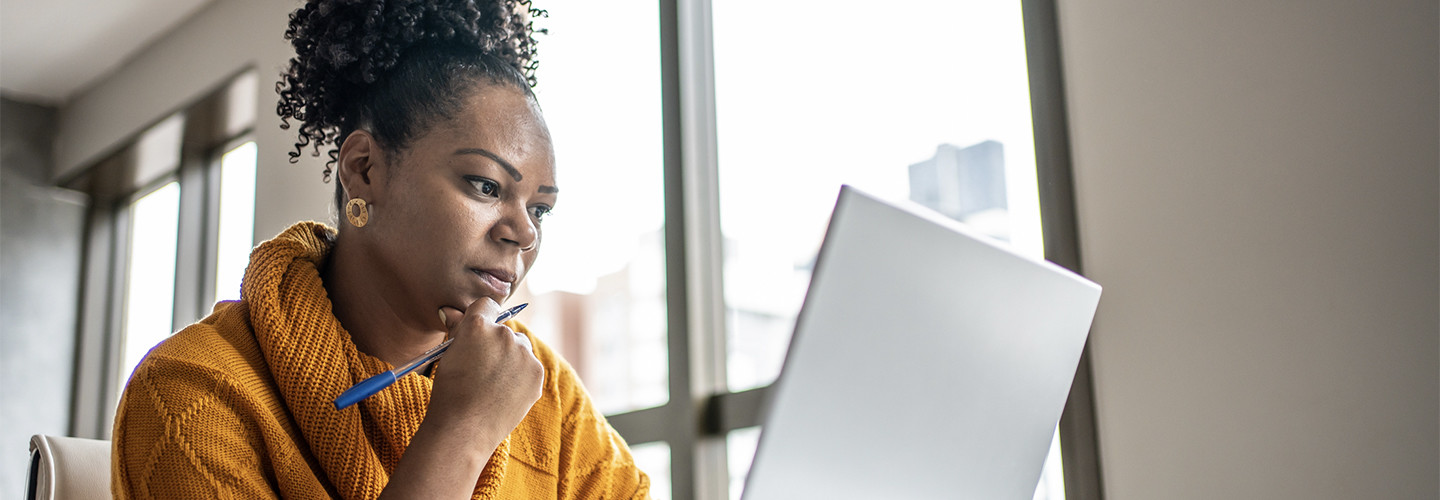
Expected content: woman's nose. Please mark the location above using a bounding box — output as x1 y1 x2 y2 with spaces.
491 202 538 251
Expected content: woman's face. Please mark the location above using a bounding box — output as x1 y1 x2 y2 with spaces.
346 83 557 327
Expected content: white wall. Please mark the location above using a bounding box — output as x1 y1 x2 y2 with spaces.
1057 0 1438 498
55 0 333 241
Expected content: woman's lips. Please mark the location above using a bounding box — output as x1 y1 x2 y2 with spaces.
470 268 514 297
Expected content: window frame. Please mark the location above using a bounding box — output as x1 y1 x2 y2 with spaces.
1021 1 1106 498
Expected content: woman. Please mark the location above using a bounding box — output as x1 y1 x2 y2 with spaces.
111 1 651 498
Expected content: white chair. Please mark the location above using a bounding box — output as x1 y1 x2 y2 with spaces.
26 435 112 500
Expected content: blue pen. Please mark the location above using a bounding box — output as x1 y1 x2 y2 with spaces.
334 303 529 410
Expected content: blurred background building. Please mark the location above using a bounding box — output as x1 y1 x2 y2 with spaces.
909 140 1011 241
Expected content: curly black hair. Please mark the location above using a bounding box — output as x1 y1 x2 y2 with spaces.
275 0 546 200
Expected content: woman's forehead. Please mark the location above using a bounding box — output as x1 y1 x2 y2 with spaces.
431 89 552 161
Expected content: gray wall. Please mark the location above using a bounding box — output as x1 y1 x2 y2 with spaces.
0 97 86 497
1057 0 1439 498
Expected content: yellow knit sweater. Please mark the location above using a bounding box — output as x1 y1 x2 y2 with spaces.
112 222 650 499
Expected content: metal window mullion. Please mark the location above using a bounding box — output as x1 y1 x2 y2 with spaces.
70 201 120 439
604 406 674 446
659 0 699 498
173 140 211 331
98 203 132 439
1021 0 1106 499
702 386 768 435
199 149 225 315
676 0 726 411
676 0 731 498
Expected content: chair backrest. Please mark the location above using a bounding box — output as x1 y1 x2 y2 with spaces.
26 435 112 500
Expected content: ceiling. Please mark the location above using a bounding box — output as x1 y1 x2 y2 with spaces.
1 0 217 105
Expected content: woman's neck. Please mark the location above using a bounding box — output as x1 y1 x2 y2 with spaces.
322 233 447 368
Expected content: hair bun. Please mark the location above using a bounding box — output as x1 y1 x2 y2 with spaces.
276 0 544 171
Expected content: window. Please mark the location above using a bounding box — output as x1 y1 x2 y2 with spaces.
214 141 258 302
116 112 185 394
712 0 1044 393
707 1 1068 498
725 427 761 500
114 139 256 393
69 70 260 436
118 181 181 394
528 1 1097 499
630 441 674 500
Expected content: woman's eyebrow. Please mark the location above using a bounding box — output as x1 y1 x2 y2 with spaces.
538 185 559 194
454 147 522 181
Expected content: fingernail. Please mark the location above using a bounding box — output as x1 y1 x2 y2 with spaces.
438 308 447 325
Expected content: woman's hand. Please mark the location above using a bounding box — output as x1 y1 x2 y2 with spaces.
432 297 545 443
378 298 543 499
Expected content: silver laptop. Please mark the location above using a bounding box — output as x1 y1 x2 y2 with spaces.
741 185 1102 500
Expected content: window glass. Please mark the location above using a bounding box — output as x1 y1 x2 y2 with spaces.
1034 427 1067 500
713 1 1064 497
713 0 1043 392
214 141 257 302
516 0 670 415
726 426 761 500
119 182 181 393
630 441 672 500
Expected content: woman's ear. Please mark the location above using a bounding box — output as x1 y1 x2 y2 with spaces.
336 130 382 203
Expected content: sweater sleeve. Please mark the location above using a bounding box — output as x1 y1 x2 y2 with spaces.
553 363 652 500
112 337 281 499
525 333 651 500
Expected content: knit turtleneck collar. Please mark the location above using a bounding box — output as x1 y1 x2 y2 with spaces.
241 221 508 499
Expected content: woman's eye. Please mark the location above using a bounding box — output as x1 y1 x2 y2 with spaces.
467 177 500 197
531 206 552 221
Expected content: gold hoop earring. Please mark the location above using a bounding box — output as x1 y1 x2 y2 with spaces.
346 198 370 228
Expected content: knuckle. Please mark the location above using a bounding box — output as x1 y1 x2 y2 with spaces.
459 311 488 329
462 322 505 340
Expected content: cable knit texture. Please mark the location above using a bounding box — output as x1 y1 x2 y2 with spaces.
112 222 650 499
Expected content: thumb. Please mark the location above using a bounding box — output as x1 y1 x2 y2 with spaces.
468 297 504 323
439 306 465 332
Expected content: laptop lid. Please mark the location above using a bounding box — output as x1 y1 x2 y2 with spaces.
741 185 1101 500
